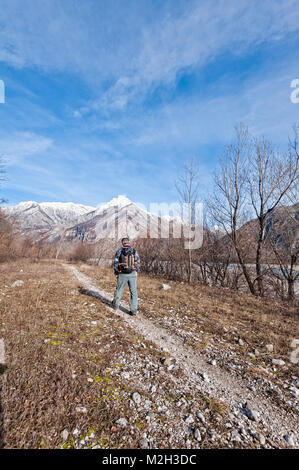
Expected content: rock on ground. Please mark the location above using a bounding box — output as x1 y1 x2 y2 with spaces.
11 280 24 288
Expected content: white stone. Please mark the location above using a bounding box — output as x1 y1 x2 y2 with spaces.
116 418 128 428
138 438 149 449
196 412 206 423
61 429 69 441
289 387 299 396
11 280 24 288
75 406 87 413
283 434 295 447
246 409 259 421
160 284 171 290
272 359 285 366
258 433 266 445
132 392 141 404
198 372 210 382
184 414 194 424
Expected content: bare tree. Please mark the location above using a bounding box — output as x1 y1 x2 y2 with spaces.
175 157 200 282
207 124 257 294
248 127 299 296
265 196 298 301
0 155 7 205
208 123 299 299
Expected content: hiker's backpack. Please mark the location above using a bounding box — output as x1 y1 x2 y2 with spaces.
118 246 137 274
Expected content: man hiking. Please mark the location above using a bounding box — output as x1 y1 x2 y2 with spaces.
112 237 140 315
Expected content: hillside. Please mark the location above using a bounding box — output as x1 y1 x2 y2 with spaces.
0 259 298 449
264 203 299 247
209 204 299 264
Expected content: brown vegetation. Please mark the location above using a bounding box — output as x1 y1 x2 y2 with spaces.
0 259 297 449
0 259 247 449
0 260 154 448
80 261 298 381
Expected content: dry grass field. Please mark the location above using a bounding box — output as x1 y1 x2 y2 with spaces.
79 262 298 381
0 259 298 449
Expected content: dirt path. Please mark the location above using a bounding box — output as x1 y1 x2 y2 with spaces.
64 264 298 448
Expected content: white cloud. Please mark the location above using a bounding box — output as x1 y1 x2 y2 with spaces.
0 131 53 165
61 0 299 115
0 0 298 206
1 0 298 114
73 110 82 118
0 0 148 79
128 61 299 149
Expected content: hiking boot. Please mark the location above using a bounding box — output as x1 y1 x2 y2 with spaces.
111 302 118 311
129 310 138 316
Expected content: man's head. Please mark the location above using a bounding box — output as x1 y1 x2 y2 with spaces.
121 237 130 247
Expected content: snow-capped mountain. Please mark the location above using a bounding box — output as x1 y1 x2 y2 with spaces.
2 196 185 243
4 201 96 223
65 195 185 242
3 201 96 243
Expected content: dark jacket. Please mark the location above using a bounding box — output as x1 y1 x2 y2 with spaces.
114 245 140 275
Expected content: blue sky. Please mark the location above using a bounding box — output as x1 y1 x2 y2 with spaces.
0 0 298 208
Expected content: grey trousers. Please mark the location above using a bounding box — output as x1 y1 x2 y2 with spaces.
112 271 138 313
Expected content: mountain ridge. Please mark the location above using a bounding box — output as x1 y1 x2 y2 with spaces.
2 195 186 243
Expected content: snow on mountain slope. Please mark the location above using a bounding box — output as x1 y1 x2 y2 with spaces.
4 201 95 221
2 201 96 242
3 195 186 243
65 195 185 242
95 195 133 213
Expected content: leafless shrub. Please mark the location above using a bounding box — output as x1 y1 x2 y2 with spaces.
67 242 95 262
135 237 189 281
175 157 200 282
0 210 18 262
